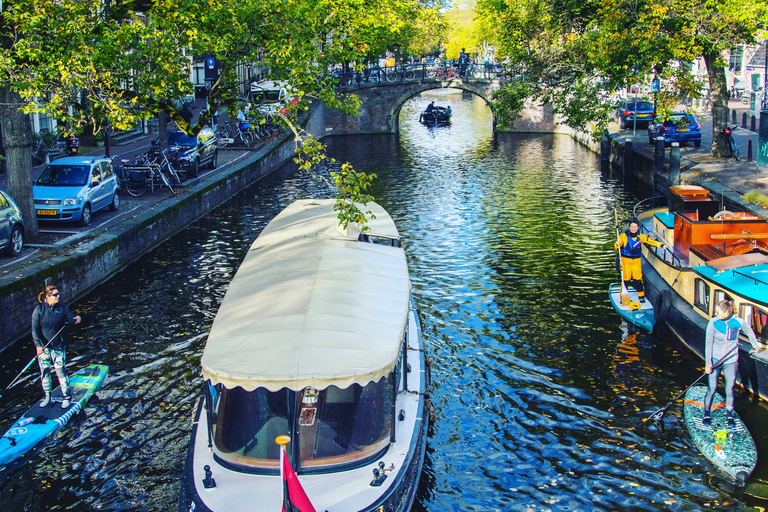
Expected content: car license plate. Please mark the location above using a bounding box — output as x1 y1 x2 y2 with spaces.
678 128 688 132
37 209 57 216
637 114 648 118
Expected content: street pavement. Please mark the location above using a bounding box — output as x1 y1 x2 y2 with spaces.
0 100 281 273
614 99 768 199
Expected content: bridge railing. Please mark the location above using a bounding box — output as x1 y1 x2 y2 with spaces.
331 62 511 88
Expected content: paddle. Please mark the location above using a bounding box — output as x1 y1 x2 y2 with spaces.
646 343 740 426
0 324 68 400
615 211 630 306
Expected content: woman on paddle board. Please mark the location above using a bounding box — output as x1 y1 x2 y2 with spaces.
614 219 666 303
31 285 81 409
703 300 760 427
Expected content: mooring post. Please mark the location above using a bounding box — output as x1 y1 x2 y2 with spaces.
600 133 610 162
669 142 680 187
623 138 633 176
654 138 665 173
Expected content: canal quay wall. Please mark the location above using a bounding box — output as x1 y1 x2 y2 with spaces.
0 111 330 349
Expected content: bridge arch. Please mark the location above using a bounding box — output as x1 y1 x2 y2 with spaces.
386 81 497 132
318 79 504 136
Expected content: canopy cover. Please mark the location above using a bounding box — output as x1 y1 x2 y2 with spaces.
201 199 411 392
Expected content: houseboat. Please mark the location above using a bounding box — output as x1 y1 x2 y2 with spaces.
636 186 768 400
178 199 428 512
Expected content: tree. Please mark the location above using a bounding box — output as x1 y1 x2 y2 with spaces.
1 0 437 228
478 0 768 156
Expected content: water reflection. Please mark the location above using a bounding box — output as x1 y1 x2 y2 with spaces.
0 90 766 511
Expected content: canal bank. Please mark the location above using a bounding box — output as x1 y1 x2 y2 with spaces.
0 107 331 349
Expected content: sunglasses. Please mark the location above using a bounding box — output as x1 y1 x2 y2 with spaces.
50 292 60 297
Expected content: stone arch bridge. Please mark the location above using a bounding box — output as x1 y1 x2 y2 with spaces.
316 77 566 135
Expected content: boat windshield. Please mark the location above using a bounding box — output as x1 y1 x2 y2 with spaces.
298 376 393 469
741 303 768 344
211 375 394 471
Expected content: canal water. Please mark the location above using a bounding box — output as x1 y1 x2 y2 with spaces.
1 89 767 511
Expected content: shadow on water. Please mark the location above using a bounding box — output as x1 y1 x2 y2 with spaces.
0 89 767 510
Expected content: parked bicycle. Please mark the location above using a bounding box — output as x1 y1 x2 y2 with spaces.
30 134 66 164
217 121 255 147
119 154 175 197
724 124 740 160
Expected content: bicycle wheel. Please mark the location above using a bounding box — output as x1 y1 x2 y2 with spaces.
385 70 399 83
126 172 147 197
403 69 415 81
158 170 174 193
729 138 740 160
425 67 437 79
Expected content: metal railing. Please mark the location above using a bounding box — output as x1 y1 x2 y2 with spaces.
330 62 512 88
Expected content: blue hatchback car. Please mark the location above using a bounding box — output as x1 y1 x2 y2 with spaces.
33 156 120 226
0 189 24 257
647 113 702 147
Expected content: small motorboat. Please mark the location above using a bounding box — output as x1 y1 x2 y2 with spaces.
419 106 451 125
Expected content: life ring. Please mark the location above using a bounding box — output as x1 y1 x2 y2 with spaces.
713 210 738 220
654 290 671 323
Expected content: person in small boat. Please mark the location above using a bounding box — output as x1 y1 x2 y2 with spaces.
614 219 666 303
702 300 761 427
31 285 81 408
425 101 435 114
446 106 452 115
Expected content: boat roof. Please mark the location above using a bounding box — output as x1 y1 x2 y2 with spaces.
201 199 411 392
695 253 768 307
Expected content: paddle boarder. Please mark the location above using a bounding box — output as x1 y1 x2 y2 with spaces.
702 300 761 427
31 285 81 408
614 219 666 303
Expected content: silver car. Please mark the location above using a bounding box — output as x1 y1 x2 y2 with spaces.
0 189 24 257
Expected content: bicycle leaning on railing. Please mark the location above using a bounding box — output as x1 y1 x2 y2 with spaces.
116 154 175 197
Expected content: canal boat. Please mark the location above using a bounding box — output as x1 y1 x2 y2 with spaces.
635 185 768 400
683 385 757 485
0 364 109 467
178 199 428 512
419 106 451 125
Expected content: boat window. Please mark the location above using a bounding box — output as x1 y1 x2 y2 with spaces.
739 304 768 344
357 233 402 248
298 375 394 469
212 386 291 467
694 279 710 314
714 290 733 306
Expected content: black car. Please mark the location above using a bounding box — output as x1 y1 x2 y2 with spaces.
617 100 654 129
156 126 218 178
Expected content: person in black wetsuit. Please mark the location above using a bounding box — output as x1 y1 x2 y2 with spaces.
31 285 81 408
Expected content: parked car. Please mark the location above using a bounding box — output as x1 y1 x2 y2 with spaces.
160 126 218 178
33 156 119 226
647 112 702 147
617 100 654 129
0 189 24 257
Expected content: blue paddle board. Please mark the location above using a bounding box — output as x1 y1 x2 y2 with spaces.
608 283 655 332
0 364 109 467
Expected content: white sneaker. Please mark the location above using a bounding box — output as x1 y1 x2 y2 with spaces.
61 397 70 409
39 394 51 407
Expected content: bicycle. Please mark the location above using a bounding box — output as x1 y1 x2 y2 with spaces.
120 155 175 197
218 122 254 147
724 125 740 160
31 134 66 164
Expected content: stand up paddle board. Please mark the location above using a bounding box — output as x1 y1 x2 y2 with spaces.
683 385 756 485
608 283 655 332
0 364 109 467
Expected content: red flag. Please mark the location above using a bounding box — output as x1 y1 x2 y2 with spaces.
281 447 317 512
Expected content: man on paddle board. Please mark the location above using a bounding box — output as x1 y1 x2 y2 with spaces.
703 300 761 427
31 285 81 409
614 219 666 303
